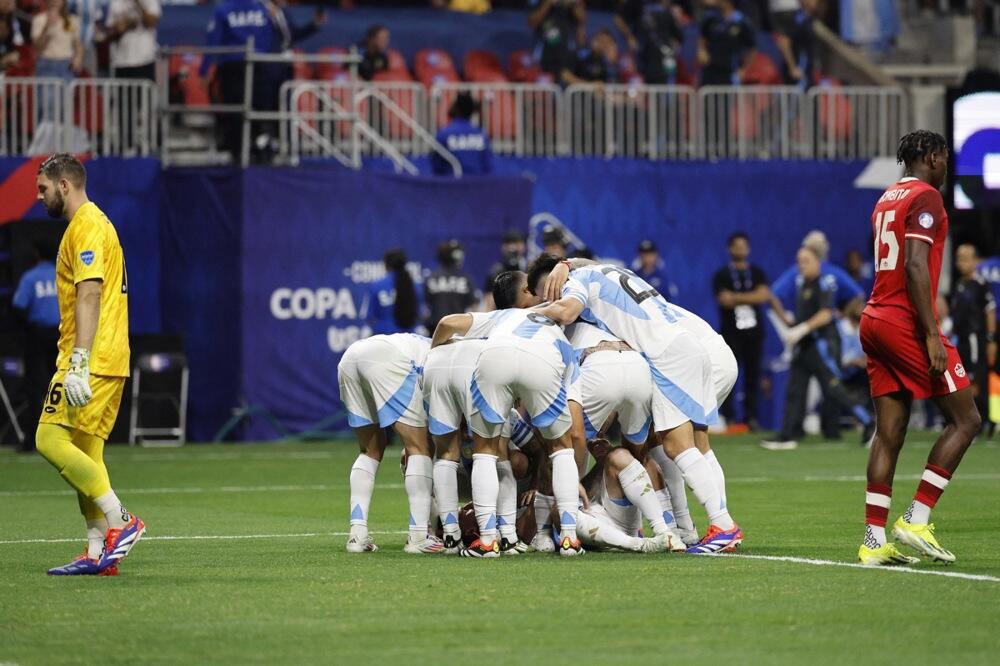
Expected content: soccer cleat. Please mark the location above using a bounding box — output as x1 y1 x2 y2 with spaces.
685 523 743 554
655 529 688 553
858 542 920 566
459 538 501 558
441 533 462 555
403 534 445 554
499 536 527 555
528 533 556 553
892 517 956 563
760 439 798 451
558 535 585 557
47 551 118 576
346 534 378 553
673 526 700 546
98 515 145 572
720 525 745 553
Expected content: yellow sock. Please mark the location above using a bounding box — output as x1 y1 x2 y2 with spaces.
36 424 112 500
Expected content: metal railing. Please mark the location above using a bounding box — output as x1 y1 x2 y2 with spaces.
1 77 157 157
806 86 908 160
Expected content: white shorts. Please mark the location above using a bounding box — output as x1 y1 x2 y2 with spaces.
645 331 718 432
579 349 652 444
704 333 739 405
470 340 571 440
338 336 426 429
598 478 641 535
421 340 485 436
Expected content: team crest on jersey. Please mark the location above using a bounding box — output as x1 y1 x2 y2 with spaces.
918 212 934 229
955 363 966 378
80 250 94 266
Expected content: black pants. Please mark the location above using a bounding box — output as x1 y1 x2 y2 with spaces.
721 329 763 423
20 325 59 452
958 333 990 430
777 340 869 441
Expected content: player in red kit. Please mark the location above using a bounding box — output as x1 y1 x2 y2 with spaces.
857 130 981 566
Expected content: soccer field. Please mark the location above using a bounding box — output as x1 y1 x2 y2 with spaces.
2 433 999 665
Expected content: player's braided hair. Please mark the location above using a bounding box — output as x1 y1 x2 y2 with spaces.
492 271 524 310
896 130 947 169
37 153 86 187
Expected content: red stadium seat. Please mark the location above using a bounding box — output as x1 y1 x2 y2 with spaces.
463 49 504 81
372 69 413 83
71 84 103 136
292 49 312 80
508 49 538 82
482 88 516 140
315 46 348 80
168 50 210 106
386 48 409 73
415 48 458 84
741 52 783 85
422 70 460 88
815 80 852 141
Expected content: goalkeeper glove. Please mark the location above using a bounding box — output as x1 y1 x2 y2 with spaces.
782 323 811 347
64 348 93 407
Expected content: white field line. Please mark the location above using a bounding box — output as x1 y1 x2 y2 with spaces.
719 553 1000 583
0 530 995 584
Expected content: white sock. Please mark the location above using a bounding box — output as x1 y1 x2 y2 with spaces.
497 460 518 541
433 460 461 537
904 466 952 524
349 454 380 539
471 454 499 545
655 489 676 528
703 450 728 509
650 445 694 531
533 492 555 538
576 510 644 552
618 460 668 535
86 517 108 559
404 455 433 543
550 449 578 540
94 490 130 529
674 448 734 530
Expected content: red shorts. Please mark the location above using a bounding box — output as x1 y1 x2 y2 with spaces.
860 313 970 399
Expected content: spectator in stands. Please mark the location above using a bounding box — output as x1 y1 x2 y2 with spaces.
432 92 493 176
631 238 677 299
13 240 59 454
105 0 159 80
614 0 683 84
561 26 619 84
950 243 996 431
0 0 26 72
844 247 872 296
542 226 568 257
839 0 899 56
775 0 819 87
712 231 769 429
698 0 756 85
358 23 389 80
68 0 109 75
203 0 274 161
32 0 82 119
425 239 479 332
528 0 586 80
441 0 492 13
369 248 425 335
484 228 527 309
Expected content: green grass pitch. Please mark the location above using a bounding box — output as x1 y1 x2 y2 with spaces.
2 433 999 665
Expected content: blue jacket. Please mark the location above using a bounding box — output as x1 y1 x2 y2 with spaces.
432 119 493 176
201 0 274 75
13 262 59 328
368 274 425 335
771 261 863 309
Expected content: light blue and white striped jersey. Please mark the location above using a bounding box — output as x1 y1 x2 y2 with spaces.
504 409 534 451
564 320 620 353
466 308 574 368
69 0 109 49
561 265 688 357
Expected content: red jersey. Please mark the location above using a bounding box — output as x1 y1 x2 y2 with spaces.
863 177 948 329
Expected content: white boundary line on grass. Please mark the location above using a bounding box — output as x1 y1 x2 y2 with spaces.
720 553 1000 583
1 531 997 583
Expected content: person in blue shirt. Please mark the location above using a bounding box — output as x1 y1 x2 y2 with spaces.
368 248 425 336
202 0 275 160
431 92 493 177
13 240 60 453
630 238 678 300
770 231 864 310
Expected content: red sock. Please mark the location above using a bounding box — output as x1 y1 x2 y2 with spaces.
905 464 952 523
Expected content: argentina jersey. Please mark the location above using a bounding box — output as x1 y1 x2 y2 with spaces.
466 308 575 370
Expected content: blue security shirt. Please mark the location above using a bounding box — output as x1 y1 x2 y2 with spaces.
432 119 493 176
13 261 60 327
630 258 678 300
771 261 863 309
201 0 274 75
368 274 426 335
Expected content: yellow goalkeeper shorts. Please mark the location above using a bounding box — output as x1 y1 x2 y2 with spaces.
38 370 126 441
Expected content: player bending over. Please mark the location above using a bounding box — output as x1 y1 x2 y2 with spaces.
338 333 444 554
858 131 981 566
530 255 742 554
35 154 144 576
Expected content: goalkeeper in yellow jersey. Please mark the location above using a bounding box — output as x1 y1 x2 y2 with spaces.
35 154 145 576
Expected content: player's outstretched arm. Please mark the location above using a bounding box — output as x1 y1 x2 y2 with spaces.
430 313 473 348
535 296 584 326
905 239 946 375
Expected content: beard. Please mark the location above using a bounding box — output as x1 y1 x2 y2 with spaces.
45 190 65 218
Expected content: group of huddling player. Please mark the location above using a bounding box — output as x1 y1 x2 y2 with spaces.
338 252 742 557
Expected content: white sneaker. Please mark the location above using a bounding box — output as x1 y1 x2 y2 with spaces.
403 534 445 554
346 534 378 553
655 529 687 552
528 533 556 553
673 526 700 546
760 439 798 451
441 532 463 555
